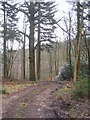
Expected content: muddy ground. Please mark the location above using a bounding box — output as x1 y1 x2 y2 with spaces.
2 81 89 118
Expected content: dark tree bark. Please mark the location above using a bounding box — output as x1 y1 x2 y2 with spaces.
29 2 36 81
22 14 27 80
69 12 73 78
88 1 90 78
88 39 90 77
49 51 52 80
3 2 7 78
77 1 80 80
22 27 26 79
36 3 41 80
54 42 57 76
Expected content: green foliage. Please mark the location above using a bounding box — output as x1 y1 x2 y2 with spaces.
79 61 88 78
57 61 88 81
73 77 88 99
55 86 71 98
56 64 74 80
0 88 8 94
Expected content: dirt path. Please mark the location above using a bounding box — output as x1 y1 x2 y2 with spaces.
2 81 68 118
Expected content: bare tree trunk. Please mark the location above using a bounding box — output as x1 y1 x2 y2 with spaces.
69 12 73 78
37 3 41 80
88 1 90 79
57 43 59 71
22 31 26 79
3 2 7 78
49 51 52 80
88 40 90 77
22 15 27 79
74 1 85 82
29 2 36 81
8 47 14 78
54 42 59 76
77 1 80 80
54 42 57 76
66 37 69 61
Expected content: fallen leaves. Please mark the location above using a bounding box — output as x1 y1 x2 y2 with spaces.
2 81 38 94
52 82 89 118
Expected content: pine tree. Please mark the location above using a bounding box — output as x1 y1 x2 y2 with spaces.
35 1 57 80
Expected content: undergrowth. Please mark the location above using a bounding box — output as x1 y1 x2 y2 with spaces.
0 88 8 94
73 77 88 99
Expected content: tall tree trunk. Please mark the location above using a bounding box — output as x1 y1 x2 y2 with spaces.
22 15 27 79
49 51 52 80
74 1 85 82
69 12 72 78
54 42 59 76
8 47 13 78
66 38 69 62
77 1 80 80
88 1 90 79
29 2 36 81
37 3 41 80
3 2 7 78
57 43 59 71
22 31 26 79
54 42 57 76
88 40 90 78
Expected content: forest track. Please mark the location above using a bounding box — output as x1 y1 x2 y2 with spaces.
2 81 69 118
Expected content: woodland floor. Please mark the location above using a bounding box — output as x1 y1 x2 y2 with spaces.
2 80 90 119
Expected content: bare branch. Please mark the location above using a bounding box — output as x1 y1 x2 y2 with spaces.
34 39 53 51
16 29 29 38
6 2 29 17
